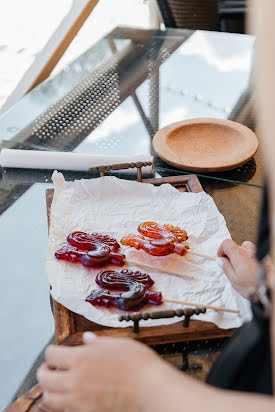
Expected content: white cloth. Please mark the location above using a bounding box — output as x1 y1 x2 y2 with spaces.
0 149 154 174
46 171 252 329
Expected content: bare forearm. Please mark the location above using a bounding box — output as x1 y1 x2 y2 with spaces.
142 362 274 412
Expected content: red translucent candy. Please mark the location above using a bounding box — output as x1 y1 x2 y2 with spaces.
96 269 154 290
121 234 188 257
55 242 125 267
67 231 119 252
86 290 120 308
55 244 84 262
86 289 162 311
86 269 163 311
146 291 163 305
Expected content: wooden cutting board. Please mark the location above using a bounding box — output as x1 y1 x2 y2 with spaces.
153 118 258 172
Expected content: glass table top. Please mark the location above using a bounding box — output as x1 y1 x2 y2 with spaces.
0 27 259 409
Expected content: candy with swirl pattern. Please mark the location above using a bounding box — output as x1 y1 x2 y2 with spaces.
55 242 125 267
138 221 188 242
121 234 188 256
86 269 162 310
67 231 119 252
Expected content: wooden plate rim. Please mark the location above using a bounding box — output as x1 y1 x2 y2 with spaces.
153 118 259 172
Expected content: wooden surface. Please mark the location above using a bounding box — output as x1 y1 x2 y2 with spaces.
62 318 234 346
153 118 258 172
4 385 45 412
46 174 235 345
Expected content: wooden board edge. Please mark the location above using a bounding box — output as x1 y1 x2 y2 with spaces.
4 385 42 412
142 174 203 192
60 323 235 347
185 174 203 193
53 300 75 345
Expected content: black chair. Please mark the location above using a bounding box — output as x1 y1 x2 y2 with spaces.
218 0 247 32
155 0 219 31
156 0 247 33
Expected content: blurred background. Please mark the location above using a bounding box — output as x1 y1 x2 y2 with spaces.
0 0 152 111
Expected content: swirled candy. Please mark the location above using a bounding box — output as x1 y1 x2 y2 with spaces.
96 268 154 290
55 242 125 267
67 231 119 252
121 221 188 257
121 234 188 257
86 269 162 311
138 221 188 242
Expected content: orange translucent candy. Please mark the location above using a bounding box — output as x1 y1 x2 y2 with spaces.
121 234 187 257
138 221 188 242
163 224 188 242
137 222 166 239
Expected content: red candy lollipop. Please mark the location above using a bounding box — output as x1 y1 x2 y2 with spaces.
86 269 162 311
96 268 154 290
67 231 119 252
86 269 238 314
55 232 125 268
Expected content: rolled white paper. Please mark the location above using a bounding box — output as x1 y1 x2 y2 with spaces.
0 149 154 174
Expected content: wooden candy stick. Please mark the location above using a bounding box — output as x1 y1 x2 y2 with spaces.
187 249 216 261
126 258 194 280
162 298 239 314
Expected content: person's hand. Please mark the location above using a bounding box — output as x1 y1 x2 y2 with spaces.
37 332 167 412
217 240 259 299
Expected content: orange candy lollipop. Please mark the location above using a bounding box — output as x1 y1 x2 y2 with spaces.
121 221 189 257
138 221 188 241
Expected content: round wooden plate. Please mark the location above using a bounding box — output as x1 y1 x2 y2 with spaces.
153 118 258 172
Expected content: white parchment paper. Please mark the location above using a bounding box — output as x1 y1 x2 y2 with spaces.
46 171 252 329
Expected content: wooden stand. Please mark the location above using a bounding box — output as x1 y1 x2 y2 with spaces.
46 174 235 345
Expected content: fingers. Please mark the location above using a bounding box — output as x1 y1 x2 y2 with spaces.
216 256 236 280
45 345 77 370
241 241 256 256
217 239 239 261
217 240 241 280
44 340 101 372
37 363 71 393
43 391 73 411
217 239 256 265
82 331 97 344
